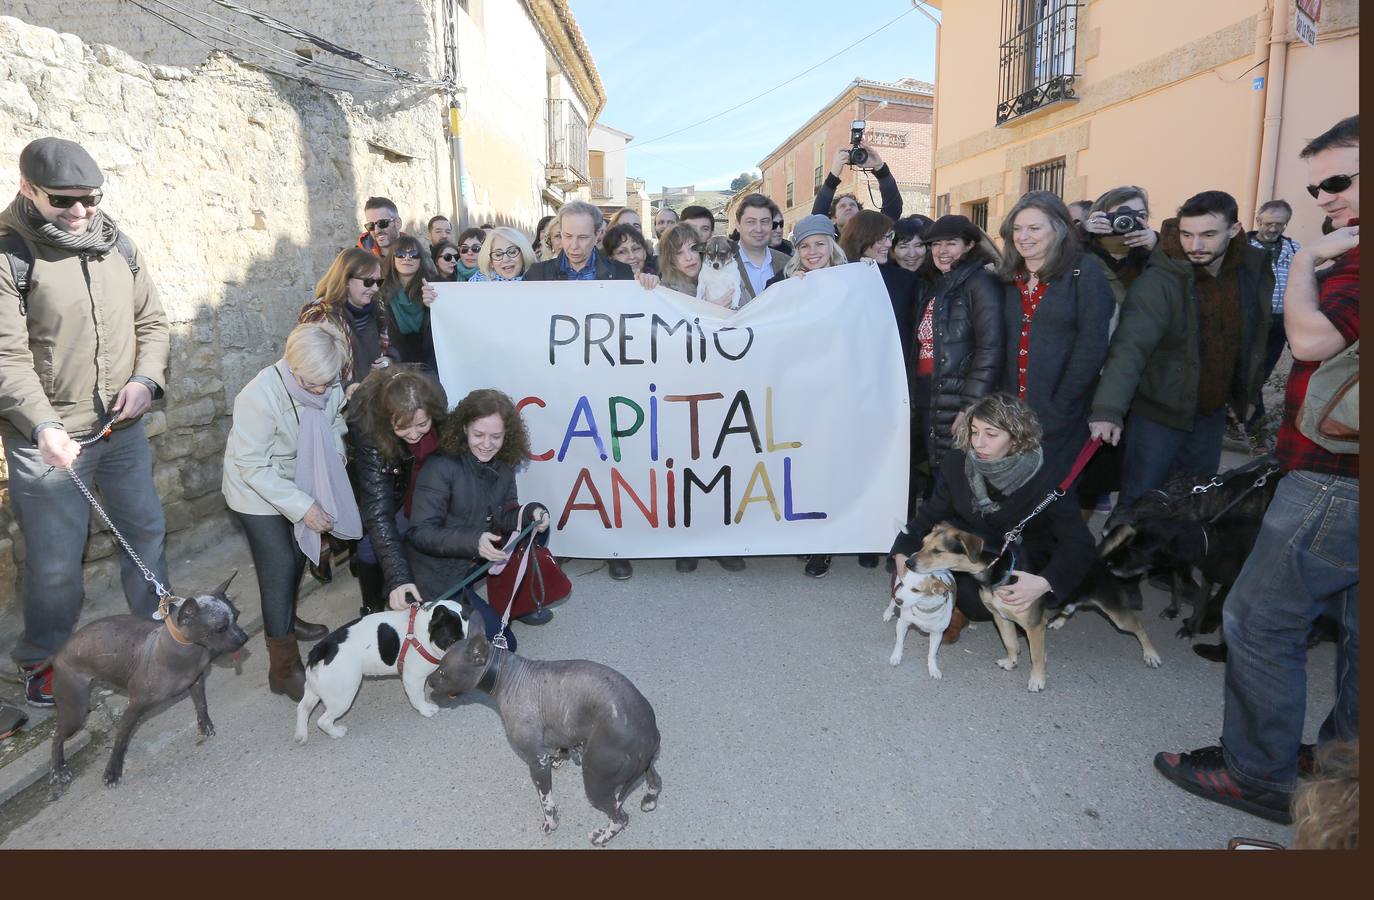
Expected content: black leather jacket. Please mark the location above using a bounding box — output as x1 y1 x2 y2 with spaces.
912 258 1005 461
353 432 416 595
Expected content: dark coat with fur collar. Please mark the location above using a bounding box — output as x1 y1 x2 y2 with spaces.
891 449 1097 601
1091 220 1272 431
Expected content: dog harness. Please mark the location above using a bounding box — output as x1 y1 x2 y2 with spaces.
396 604 443 678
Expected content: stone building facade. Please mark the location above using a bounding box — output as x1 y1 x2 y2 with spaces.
0 1 607 621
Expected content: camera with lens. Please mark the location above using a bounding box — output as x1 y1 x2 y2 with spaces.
1108 206 1146 234
844 119 868 166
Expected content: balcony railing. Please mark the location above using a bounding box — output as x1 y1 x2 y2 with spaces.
545 98 589 185
997 0 1080 125
590 177 612 199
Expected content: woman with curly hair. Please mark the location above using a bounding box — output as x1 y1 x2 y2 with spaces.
890 393 1097 644
346 365 449 617
406 389 553 644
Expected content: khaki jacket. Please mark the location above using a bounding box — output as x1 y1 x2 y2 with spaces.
221 365 348 521
0 205 170 440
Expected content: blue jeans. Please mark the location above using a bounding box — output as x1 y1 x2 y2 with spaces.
1117 408 1227 512
1221 470 1359 793
5 420 168 665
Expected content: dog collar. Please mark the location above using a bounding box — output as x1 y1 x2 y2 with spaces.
396 604 443 678
985 547 1018 589
163 609 194 645
475 652 500 693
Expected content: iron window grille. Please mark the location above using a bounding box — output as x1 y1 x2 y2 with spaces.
936 193 951 217
968 199 989 232
1025 157 1066 196
998 0 1080 125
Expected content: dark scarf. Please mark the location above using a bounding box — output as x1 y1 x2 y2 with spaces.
966 447 1043 514
402 428 442 516
8 193 118 254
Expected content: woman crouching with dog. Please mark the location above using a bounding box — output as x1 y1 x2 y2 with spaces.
889 393 1096 643
223 322 359 700
347 365 449 618
405 389 553 650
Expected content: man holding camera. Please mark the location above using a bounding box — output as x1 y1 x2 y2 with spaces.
811 122 903 236
1088 190 1272 514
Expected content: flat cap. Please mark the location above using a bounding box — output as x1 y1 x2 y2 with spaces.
19 137 105 189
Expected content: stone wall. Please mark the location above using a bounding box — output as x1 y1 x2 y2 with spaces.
0 15 444 616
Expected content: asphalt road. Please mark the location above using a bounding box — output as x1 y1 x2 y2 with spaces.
0 548 1333 849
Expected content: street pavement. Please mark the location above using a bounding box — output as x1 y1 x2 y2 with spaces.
0 543 1332 849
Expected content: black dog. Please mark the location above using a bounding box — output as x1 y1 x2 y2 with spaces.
50 574 248 787
1101 456 1279 637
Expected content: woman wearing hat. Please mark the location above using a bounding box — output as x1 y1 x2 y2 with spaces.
906 214 1005 504
765 214 847 289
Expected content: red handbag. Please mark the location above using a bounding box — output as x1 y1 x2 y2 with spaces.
485 511 571 620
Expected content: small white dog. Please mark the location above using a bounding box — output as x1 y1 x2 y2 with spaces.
883 565 957 678
695 235 745 310
293 599 469 744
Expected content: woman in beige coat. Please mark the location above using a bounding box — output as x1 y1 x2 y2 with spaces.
222 323 360 700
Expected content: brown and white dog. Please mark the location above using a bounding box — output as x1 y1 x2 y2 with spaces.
695 236 745 310
911 522 1162 692
883 562 956 678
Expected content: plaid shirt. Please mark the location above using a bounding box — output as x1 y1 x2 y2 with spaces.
1249 233 1301 313
1276 234 1359 477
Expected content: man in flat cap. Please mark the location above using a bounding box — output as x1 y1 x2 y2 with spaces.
0 136 170 707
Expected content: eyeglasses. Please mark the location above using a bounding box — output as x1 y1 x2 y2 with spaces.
37 187 103 209
350 276 383 288
772 220 784 229
459 243 482 254
438 253 459 262
394 251 421 260
491 247 523 260
296 374 340 393
1307 172 1358 199
363 218 397 232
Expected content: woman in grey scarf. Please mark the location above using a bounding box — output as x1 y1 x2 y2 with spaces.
889 393 1098 644
222 323 360 701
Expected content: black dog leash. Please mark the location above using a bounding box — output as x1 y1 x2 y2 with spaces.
992 438 1102 563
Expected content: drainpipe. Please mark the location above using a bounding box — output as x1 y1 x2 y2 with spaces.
1241 3 1274 224
1255 0 1291 211
444 0 467 227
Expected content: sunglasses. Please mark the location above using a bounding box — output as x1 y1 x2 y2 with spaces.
772 220 784 228
1306 172 1358 199
363 218 397 232
438 253 459 262
491 247 522 261
394 250 421 259
350 276 383 288
37 187 103 209
459 243 482 253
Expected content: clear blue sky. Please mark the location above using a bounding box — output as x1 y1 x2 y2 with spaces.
568 1 939 193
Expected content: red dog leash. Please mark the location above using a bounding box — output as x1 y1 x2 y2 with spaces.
396 603 443 678
992 437 1102 562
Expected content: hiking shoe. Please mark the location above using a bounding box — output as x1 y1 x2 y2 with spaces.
715 556 746 572
804 555 832 578
608 559 633 581
22 664 54 708
857 554 880 568
675 558 698 573
1153 745 1293 824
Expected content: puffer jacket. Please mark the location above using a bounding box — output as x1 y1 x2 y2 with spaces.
910 256 1005 461
0 203 169 441
1091 221 1272 431
406 452 544 600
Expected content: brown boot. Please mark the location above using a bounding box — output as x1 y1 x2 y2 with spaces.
943 608 969 645
264 634 305 701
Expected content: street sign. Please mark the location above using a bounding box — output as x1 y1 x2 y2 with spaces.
1295 0 1320 48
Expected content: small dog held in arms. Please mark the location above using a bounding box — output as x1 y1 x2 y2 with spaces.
293 599 468 744
883 561 956 678
427 629 661 846
50 573 248 787
695 235 745 310
913 523 1162 692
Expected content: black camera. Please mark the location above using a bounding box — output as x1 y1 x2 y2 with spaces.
1108 206 1146 234
844 119 868 166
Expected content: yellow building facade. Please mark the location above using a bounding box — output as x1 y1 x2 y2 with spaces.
929 0 1359 245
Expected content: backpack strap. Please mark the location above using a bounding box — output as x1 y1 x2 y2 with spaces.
112 230 140 277
1 231 34 317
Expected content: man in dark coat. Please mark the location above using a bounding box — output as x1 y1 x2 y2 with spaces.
1089 190 1272 515
524 201 634 282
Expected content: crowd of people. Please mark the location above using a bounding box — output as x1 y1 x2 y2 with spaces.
0 115 1358 840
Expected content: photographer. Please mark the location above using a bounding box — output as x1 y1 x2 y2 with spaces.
811 129 903 236
1080 185 1158 306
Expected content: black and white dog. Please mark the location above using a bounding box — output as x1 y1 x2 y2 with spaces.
293 600 468 743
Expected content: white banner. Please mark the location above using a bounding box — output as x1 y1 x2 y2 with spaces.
429 262 908 558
